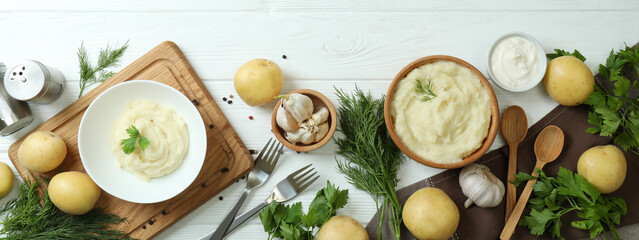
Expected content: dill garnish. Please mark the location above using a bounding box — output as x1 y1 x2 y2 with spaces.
334 87 405 240
414 77 437 102
77 41 129 98
0 179 135 240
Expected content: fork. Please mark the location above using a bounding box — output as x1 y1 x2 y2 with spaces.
222 164 319 236
203 138 283 240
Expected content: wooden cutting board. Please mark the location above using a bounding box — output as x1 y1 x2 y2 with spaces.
7 41 253 239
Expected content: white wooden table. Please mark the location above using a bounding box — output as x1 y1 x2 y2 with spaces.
1 1 638 239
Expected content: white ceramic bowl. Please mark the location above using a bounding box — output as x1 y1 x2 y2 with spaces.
78 80 206 204
486 32 547 92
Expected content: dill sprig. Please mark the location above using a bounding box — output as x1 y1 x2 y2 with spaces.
0 179 135 240
414 77 437 102
77 41 129 98
334 86 405 240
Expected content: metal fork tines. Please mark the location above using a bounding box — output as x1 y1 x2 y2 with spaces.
223 164 319 236
202 138 283 240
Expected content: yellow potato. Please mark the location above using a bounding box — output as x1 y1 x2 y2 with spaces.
0 162 14 199
543 56 594 106
234 58 283 106
403 187 459 240
18 131 67 173
577 145 627 194
317 215 368 240
48 171 101 215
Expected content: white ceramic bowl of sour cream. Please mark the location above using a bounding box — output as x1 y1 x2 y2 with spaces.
78 80 207 204
487 32 547 92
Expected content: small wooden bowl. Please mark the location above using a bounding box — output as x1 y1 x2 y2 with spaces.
271 89 337 152
384 55 500 169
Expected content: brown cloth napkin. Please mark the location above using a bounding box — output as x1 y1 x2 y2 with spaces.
365 104 639 240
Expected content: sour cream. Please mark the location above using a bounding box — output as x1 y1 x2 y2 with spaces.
490 36 541 89
391 61 491 164
109 100 189 182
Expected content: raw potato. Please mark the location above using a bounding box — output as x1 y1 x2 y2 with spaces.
543 56 594 106
18 131 67 172
577 145 627 194
0 162 14 199
317 215 369 240
48 171 101 215
234 58 283 106
403 187 459 240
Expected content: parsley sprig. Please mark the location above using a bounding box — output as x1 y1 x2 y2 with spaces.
513 167 627 240
547 49 587 62
259 181 348 240
414 77 437 102
120 125 150 154
583 45 639 154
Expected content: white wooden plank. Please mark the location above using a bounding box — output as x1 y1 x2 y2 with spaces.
0 12 636 82
4 0 639 12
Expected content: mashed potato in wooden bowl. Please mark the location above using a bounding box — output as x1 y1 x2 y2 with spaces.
384 56 499 169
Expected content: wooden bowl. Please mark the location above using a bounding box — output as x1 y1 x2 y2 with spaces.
271 89 337 152
384 55 499 169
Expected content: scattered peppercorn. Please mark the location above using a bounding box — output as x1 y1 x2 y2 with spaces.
209 124 214 129
282 55 287 59
162 210 168 215
219 196 224 201
227 100 233 104
241 175 246 180
223 97 227 101
201 183 206 188
249 115 254 120
148 219 154 225
229 94 234 98
249 149 256 154
142 225 147 229
221 167 229 173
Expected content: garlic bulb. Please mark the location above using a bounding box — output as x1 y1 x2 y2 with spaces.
280 93 313 123
458 163 505 208
275 93 331 145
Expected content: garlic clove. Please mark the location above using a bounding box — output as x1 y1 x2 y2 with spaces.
459 163 505 208
276 103 300 132
286 128 315 145
282 93 314 123
314 122 330 142
311 106 329 124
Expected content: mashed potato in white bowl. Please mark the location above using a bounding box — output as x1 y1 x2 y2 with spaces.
78 80 206 204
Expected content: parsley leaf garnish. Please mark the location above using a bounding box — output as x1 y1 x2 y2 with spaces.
514 167 627 240
259 181 348 240
120 125 150 154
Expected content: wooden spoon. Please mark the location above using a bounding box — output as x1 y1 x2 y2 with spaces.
501 106 528 221
500 125 564 240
